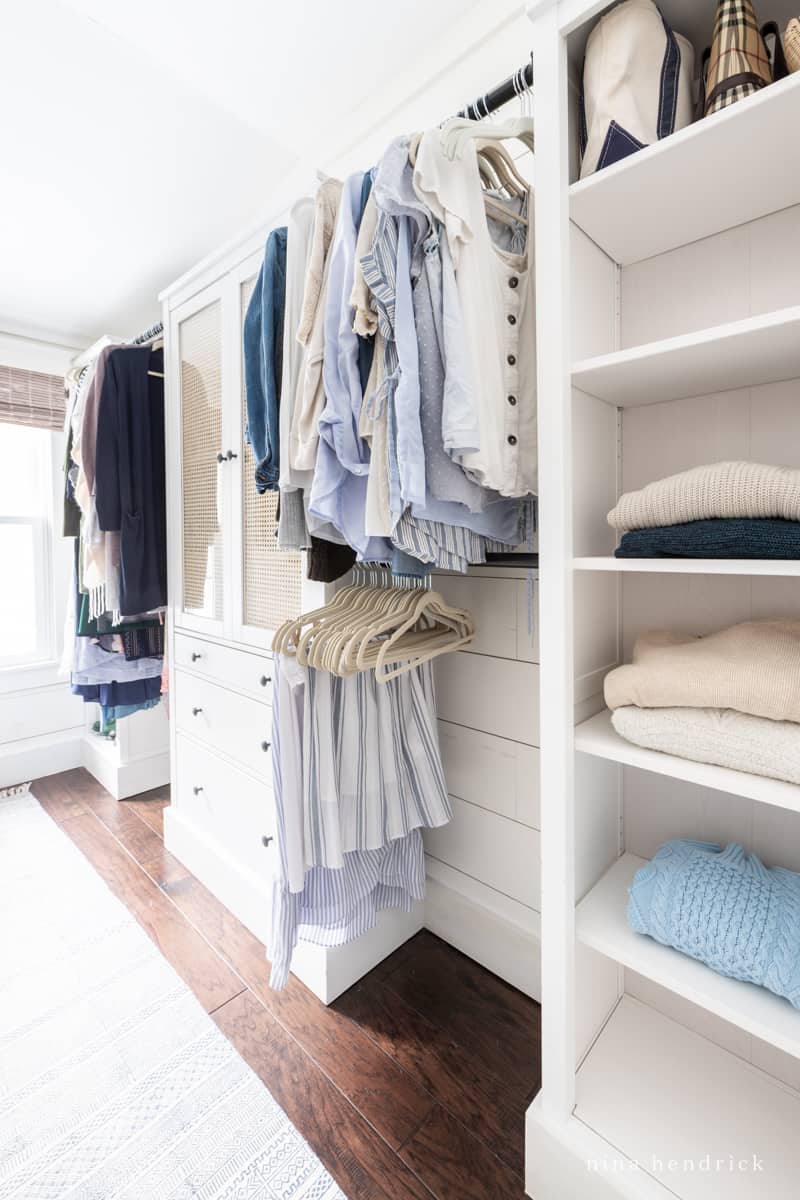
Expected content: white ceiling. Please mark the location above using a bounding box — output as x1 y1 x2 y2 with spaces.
2 0 481 348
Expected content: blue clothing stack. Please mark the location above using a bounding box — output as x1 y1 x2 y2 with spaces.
629 839 800 1008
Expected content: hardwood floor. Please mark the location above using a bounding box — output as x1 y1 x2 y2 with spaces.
29 769 541 1199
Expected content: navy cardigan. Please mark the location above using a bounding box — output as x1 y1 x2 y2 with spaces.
95 346 167 615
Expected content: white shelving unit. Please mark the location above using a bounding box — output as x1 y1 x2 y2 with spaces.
574 557 800 575
569 71 800 265
577 854 800 1058
526 1 800 1197
575 710 800 814
572 306 800 408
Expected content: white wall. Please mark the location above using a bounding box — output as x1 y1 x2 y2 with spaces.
0 332 83 787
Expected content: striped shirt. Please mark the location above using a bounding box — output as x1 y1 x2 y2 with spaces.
268 653 448 990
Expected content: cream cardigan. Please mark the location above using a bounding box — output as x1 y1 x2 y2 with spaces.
604 619 800 723
607 461 800 531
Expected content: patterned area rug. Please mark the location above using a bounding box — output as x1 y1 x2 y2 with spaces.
0 789 345 1200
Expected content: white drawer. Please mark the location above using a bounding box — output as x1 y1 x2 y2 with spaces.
435 652 540 746
423 797 541 910
173 669 273 779
438 720 540 828
173 632 274 704
175 733 275 878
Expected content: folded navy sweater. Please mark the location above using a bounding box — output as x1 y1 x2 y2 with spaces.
615 517 800 558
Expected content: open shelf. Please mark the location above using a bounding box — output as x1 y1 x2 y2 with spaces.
569 72 800 266
574 709 800 814
577 854 800 1059
576 995 800 1199
571 305 800 408
573 557 800 576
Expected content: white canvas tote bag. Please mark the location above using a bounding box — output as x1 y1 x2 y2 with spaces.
580 0 696 178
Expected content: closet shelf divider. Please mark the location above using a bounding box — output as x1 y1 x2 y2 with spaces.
575 709 800 815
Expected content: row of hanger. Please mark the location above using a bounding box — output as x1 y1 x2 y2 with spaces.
273 569 475 682
407 115 533 230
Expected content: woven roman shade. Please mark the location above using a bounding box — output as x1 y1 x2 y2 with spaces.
0 363 66 431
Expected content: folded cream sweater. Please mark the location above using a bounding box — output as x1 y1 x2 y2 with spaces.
612 706 800 785
604 619 800 723
607 461 800 531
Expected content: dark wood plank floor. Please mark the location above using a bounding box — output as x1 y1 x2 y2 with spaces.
30 768 541 1199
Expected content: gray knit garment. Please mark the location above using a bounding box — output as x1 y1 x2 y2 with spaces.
608 461 800 531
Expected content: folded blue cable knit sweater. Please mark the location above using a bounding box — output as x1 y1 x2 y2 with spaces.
628 840 800 1007
615 518 800 558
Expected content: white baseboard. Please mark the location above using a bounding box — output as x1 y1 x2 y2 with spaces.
164 806 423 1004
424 863 542 1000
0 728 82 790
81 737 170 800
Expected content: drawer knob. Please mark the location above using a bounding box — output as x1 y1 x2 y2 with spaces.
261 834 274 847
226 449 239 460
216 451 226 464
193 785 204 795
260 675 271 687
192 706 203 716
191 651 202 662
261 740 271 752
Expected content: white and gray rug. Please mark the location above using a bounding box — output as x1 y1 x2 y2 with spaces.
0 789 345 1200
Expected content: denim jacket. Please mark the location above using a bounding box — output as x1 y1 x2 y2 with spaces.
243 226 287 493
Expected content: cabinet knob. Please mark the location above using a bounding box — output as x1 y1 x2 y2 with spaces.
226 449 239 460
261 740 271 752
191 651 202 662
192 706 203 716
261 834 274 847
193 785 204 795
260 675 271 687
216 451 226 464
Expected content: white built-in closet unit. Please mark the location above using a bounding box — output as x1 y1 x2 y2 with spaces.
527 1 800 1197
158 7 543 1005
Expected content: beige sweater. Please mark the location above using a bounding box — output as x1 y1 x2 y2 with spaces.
607 461 800 531
604 619 800 723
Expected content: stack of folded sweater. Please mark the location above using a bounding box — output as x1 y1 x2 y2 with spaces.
628 839 800 1008
608 461 800 557
604 618 800 784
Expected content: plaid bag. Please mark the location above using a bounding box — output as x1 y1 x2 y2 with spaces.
702 0 783 115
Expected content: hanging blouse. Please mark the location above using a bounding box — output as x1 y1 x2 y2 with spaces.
308 172 392 560
290 178 343 473
414 132 537 497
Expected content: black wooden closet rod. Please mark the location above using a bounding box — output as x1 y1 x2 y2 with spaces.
455 57 533 122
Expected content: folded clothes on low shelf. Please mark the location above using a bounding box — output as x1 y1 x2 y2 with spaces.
628 839 800 1008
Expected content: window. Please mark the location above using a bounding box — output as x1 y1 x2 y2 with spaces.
0 424 54 667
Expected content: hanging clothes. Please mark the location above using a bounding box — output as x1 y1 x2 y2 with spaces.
268 652 448 989
243 225 287 494
413 131 537 496
95 346 167 616
64 334 166 726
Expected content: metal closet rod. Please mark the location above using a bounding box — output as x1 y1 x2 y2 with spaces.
133 320 164 345
455 56 533 121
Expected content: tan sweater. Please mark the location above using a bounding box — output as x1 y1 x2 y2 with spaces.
607 461 800 531
604 619 800 723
